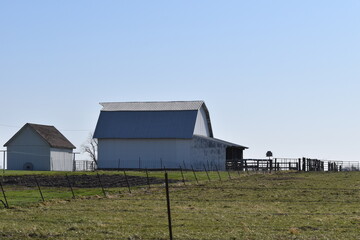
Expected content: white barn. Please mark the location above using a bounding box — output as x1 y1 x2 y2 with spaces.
94 101 247 170
4 123 76 171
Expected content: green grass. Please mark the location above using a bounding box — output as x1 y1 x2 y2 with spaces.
0 171 359 239
0 170 235 207
1 169 231 178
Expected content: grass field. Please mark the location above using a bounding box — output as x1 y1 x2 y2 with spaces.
0 171 359 239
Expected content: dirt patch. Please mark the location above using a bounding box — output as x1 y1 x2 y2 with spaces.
1 174 174 188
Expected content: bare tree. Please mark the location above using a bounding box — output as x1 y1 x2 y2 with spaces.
81 132 98 166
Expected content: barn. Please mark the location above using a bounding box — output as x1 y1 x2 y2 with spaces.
94 101 247 170
4 123 76 171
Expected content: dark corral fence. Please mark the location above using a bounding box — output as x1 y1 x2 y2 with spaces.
325 160 359 172
227 158 359 172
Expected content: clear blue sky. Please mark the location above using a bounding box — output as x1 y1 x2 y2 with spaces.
1 1 359 161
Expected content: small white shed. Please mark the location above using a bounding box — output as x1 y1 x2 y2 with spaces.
4 123 76 171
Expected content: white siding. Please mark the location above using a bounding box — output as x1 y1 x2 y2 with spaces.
97 136 232 170
6 126 50 171
193 106 211 137
50 148 74 171
190 136 228 171
98 139 191 169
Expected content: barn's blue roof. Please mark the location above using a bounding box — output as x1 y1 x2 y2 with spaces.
94 110 198 139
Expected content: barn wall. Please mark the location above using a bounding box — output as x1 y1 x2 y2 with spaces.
6 126 50 170
193 107 211 137
50 148 74 171
97 139 191 169
190 136 228 171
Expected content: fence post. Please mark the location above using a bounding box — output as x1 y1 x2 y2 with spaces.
227 169 231 180
145 168 151 189
164 173 173 240
302 157 306 171
34 176 44 202
0 181 9 208
123 171 131 194
2 151 5 175
96 173 106 197
179 166 186 186
215 165 222 181
203 164 211 182
66 174 75 199
244 160 249 173
191 165 199 184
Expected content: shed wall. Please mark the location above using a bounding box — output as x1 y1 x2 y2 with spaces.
50 148 74 171
6 126 50 170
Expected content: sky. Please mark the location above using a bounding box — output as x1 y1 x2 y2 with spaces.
0 1 359 163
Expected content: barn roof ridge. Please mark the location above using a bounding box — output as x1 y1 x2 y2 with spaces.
4 123 76 149
99 100 206 112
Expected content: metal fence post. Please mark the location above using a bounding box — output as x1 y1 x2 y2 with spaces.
191 165 199 184
34 176 44 202
96 173 106 197
0 181 9 208
66 174 75 199
203 164 211 182
215 165 222 181
179 166 186 186
145 168 151 189
123 171 131 194
165 173 173 240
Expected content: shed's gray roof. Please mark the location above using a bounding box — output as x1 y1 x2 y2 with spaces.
4 123 76 149
100 101 205 111
94 110 198 139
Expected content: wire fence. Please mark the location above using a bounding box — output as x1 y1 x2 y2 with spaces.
0 169 359 239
